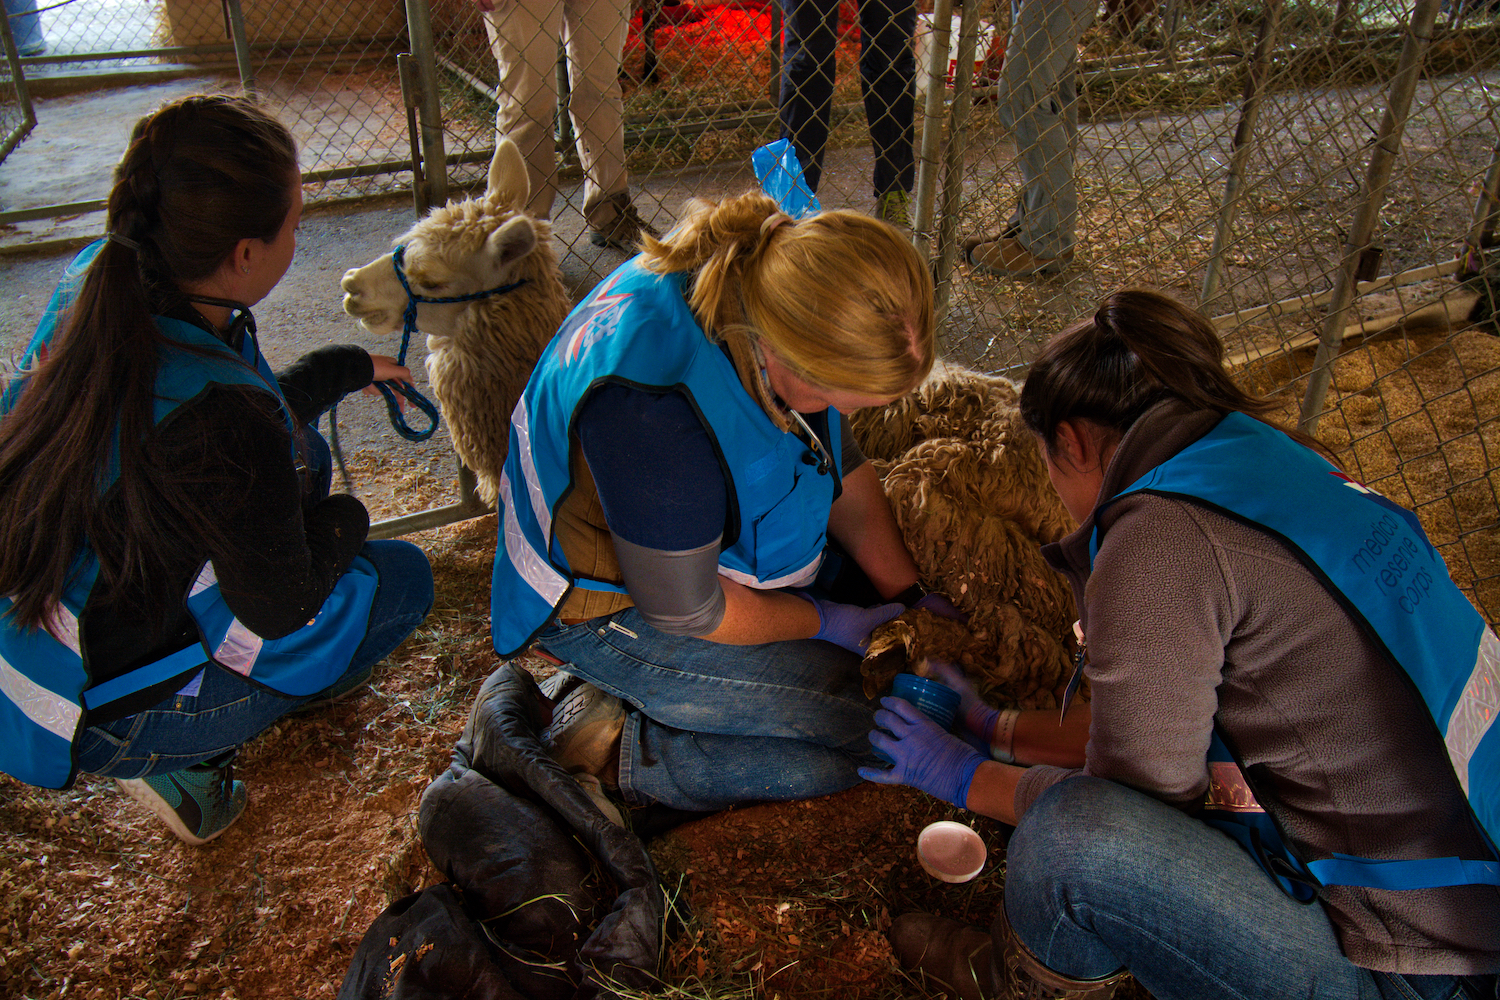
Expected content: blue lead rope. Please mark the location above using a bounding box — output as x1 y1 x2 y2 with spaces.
354 243 530 444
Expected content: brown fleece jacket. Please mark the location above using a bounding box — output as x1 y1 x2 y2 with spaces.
1019 399 1500 976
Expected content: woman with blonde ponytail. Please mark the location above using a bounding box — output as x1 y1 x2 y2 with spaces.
491 191 952 814
0 95 434 845
868 289 1499 1000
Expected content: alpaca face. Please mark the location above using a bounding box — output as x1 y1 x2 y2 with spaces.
339 139 536 344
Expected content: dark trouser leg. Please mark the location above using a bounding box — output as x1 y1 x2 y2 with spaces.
858 0 916 197
778 0 840 194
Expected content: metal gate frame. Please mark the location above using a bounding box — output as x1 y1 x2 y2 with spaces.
0 3 37 167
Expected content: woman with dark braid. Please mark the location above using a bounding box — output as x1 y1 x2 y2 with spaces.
0 95 434 845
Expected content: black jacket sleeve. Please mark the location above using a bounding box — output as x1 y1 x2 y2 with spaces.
276 345 375 426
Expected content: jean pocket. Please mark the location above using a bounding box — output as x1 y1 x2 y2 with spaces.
75 714 143 777
1375 972 1475 1000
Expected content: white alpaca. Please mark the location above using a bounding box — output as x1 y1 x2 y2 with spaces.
340 139 573 506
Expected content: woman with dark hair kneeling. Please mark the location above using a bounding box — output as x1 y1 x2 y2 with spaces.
862 289 1499 999
0 95 434 845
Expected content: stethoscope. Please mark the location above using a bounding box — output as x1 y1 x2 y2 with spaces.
753 340 833 476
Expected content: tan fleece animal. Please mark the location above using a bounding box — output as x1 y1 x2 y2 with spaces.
850 366 1079 710
340 138 572 505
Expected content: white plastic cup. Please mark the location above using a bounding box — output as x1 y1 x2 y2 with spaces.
917 820 987 883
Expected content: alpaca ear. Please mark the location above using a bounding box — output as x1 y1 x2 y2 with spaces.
487 137 530 211
484 216 537 277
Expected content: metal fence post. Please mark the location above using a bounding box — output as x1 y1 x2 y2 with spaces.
1297 0 1441 434
931 0 981 334
556 41 574 153
1463 138 1500 275
220 0 256 95
912 0 956 256
406 0 449 208
1200 0 1279 302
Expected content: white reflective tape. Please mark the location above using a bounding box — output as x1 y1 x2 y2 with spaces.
43 603 81 658
511 398 553 540
499 469 568 605
212 619 263 677
1445 627 1500 795
718 551 823 591
190 561 218 598
0 652 81 741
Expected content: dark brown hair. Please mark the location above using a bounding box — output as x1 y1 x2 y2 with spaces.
1019 288 1326 456
0 94 298 633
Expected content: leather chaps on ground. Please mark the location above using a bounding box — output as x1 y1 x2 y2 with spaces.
337 662 664 1000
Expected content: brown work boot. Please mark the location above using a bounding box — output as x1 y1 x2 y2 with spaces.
966 236 1075 277
890 911 1127 1000
587 191 660 249
890 912 996 1000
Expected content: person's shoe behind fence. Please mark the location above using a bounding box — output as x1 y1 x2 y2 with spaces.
588 192 661 250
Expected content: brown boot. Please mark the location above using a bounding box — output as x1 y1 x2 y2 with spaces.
994 902 1128 998
889 913 995 1000
890 911 1128 1000
966 236 1075 276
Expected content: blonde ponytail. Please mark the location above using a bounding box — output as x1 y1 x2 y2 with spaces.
641 192 934 405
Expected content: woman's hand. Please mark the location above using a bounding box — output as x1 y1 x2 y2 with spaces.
859 697 987 808
799 593 904 655
361 354 413 409
367 353 412 386
922 658 1000 744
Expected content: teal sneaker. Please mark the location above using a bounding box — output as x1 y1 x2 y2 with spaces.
877 190 912 228
116 755 247 845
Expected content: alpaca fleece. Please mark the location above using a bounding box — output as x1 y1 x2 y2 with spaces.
404 203 571 506
850 367 1079 710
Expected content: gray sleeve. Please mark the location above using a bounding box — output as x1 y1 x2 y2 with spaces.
614 534 727 636
840 412 866 476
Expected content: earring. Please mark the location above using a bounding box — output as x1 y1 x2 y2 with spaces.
241 265 251 274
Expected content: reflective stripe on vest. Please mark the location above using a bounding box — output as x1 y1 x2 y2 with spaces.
491 258 839 657
1094 411 1499 891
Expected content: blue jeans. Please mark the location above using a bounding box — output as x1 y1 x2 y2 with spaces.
1004 777 1497 1000
778 0 916 196
538 607 880 811
74 539 433 779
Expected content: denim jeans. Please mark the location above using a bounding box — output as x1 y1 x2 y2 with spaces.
74 538 434 779
537 607 880 811
1003 777 1497 1000
777 0 916 196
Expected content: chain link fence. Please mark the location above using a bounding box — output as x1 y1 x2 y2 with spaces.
0 0 417 221
920 0 1500 622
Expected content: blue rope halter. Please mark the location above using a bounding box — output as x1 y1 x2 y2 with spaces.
375 243 531 442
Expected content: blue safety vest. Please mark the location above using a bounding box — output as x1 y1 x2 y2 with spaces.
1092 411 1500 893
490 259 842 656
0 241 379 790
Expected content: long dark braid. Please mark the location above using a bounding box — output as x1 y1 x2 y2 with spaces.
0 95 298 634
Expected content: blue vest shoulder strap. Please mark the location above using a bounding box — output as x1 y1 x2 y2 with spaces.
1096 411 1500 892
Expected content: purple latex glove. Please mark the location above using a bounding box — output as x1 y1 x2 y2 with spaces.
923 658 1000 745
914 591 967 623
798 594 905 655
859 696 987 808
